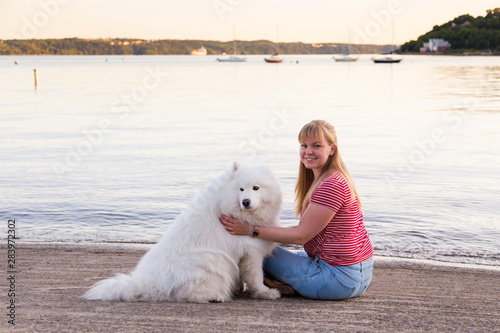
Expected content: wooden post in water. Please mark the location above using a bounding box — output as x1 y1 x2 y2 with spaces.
34 68 39 90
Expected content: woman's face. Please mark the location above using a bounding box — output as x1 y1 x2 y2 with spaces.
299 135 335 177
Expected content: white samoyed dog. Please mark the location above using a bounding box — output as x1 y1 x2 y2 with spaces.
84 161 282 303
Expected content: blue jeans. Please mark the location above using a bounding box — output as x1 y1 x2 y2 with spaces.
263 247 374 300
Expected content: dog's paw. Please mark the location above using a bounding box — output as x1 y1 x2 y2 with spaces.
209 299 223 303
197 295 227 303
251 288 281 300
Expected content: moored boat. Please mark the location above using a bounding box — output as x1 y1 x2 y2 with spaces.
217 25 246 62
264 54 284 63
216 55 247 62
334 52 358 62
265 26 284 63
372 54 402 63
372 22 402 64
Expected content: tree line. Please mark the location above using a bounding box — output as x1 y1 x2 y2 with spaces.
0 38 394 56
401 8 500 53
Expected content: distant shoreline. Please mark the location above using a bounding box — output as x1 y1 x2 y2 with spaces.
0 37 399 56
1 38 497 56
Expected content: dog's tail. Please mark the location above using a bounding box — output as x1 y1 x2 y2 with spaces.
83 273 142 301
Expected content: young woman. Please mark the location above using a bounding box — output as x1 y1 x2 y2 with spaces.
219 120 373 300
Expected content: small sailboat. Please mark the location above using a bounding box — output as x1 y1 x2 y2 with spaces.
372 22 402 64
372 52 402 63
217 54 247 62
334 52 358 62
334 29 358 62
217 25 246 62
265 53 284 63
265 26 284 63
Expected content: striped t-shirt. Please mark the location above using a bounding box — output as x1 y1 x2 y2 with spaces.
304 171 373 266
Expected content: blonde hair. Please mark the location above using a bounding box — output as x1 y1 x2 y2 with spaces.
294 120 362 217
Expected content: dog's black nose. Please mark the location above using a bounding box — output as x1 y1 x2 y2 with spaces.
242 199 251 207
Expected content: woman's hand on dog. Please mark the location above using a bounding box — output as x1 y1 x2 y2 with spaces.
219 214 253 236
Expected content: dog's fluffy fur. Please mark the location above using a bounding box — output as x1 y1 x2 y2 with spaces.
84 162 282 303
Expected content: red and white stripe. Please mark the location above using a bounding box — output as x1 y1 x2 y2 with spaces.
304 171 373 266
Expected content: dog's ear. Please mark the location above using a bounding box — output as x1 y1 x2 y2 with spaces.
231 161 240 172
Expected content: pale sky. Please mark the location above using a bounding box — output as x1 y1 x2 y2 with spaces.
1 0 498 44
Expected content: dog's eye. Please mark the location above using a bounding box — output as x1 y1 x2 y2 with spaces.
253 186 259 191
240 188 244 191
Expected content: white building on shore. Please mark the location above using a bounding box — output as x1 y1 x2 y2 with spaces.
420 39 451 53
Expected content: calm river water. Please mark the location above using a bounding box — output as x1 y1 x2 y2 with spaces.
1 54 499 266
